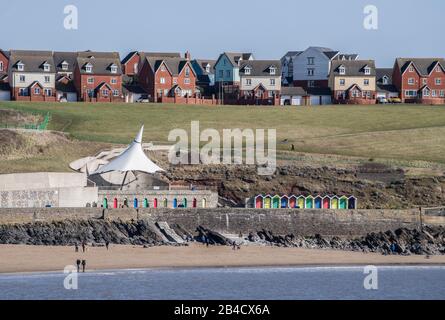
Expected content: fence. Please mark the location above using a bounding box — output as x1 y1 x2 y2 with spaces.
0 112 51 131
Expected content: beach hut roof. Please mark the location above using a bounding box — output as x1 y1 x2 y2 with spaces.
92 125 164 175
280 195 289 199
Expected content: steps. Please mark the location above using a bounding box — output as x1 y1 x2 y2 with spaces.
156 221 185 244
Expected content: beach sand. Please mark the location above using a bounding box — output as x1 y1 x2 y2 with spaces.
0 244 444 274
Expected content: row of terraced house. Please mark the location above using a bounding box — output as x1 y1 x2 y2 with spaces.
0 47 444 105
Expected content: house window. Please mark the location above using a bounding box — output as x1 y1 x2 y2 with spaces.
43 64 50 72
440 90 445 97
133 63 138 74
226 70 231 78
19 75 25 82
364 79 370 86
408 78 415 85
85 66 92 73
160 77 165 84
340 79 345 86
270 67 276 75
432 90 437 97
435 78 441 85
308 80 315 87
268 90 274 98
246 79 252 86
409 65 414 72
307 57 315 65
307 68 314 76
339 66 345 75
110 65 118 73
87 89 93 97
173 78 177 84
111 78 117 84
0 61 3 71
185 67 190 77
382 76 389 85
61 62 68 71
87 77 94 84
405 90 417 97
184 78 190 84
364 67 371 75
205 65 210 73
17 63 24 71
161 65 166 72
44 76 50 83
436 66 441 72
422 78 427 85
270 79 275 86
44 89 52 96
102 89 109 96
244 67 251 75
423 88 430 97
113 90 119 96
19 88 28 96
34 87 40 95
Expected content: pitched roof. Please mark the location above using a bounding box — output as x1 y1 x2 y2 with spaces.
281 86 306 95
76 51 122 75
330 60 376 76
53 51 78 73
145 56 192 76
9 50 55 73
122 84 147 94
121 51 138 65
239 60 281 77
55 77 77 93
395 58 445 76
219 52 254 67
0 50 10 59
376 68 393 83
335 54 359 61
192 59 216 75
281 51 303 62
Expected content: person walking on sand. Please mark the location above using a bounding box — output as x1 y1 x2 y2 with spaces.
232 242 236 250
82 242 86 253
75 243 79 253
105 241 110 250
81 260 86 273
76 259 81 273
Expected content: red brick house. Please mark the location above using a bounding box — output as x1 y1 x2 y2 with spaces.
138 52 197 102
74 51 123 102
121 51 181 77
393 58 445 104
0 50 9 83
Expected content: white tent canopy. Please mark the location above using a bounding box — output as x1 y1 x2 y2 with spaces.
92 125 164 175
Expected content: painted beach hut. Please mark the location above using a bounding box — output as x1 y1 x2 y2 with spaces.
173 198 178 209
348 196 357 209
163 198 168 208
272 195 281 209
202 198 207 208
183 198 188 208
192 198 197 208
143 198 149 208
297 196 305 209
330 196 339 209
263 195 272 209
339 196 348 209
289 195 297 208
255 195 264 208
281 195 289 208
314 196 323 209
153 198 158 208
305 195 314 209
322 196 330 209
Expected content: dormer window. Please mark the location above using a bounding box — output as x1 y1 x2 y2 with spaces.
382 75 389 85
17 61 24 71
270 66 276 75
409 65 414 72
110 64 118 74
85 63 93 73
244 66 251 75
364 66 371 75
43 62 51 72
61 61 69 71
205 65 210 73
338 66 346 75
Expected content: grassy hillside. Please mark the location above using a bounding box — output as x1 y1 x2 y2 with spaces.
1 101 445 165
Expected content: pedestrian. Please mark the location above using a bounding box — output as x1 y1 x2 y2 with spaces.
206 237 209 247
81 260 86 273
232 243 236 250
82 242 86 253
105 241 109 250
239 232 243 239
76 259 81 273
75 243 79 253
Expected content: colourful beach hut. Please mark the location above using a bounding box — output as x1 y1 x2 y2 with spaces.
173 198 178 209
322 196 330 209
113 198 118 209
163 198 168 208
153 198 158 208
103 197 108 209
331 196 339 209
281 196 289 208
192 198 197 208
143 198 149 208
297 196 305 209
183 198 188 208
305 196 314 209
348 196 357 209
202 198 207 208
263 195 272 209
339 196 348 209
272 195 280 209
289 196 297 208
314 196 323 209
255 195 264 208
133 198 138 208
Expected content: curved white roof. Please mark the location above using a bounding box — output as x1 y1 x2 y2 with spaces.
91 125 164 175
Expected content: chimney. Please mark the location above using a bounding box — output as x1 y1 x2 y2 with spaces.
185 51 191 60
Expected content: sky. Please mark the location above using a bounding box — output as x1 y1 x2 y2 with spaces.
1 0 444 67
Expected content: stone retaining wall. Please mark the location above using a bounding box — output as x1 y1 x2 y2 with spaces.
1 207 443 237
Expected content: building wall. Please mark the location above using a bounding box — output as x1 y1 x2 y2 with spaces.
293 47 331 83
0 172 88 191
214 54 239 83
331 76 376 92
77 74 122 100
239 76 282 92
122 53 139 76
10 72 56 99
0 52 8 75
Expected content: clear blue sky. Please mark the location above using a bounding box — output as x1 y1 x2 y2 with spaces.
1 0 444 67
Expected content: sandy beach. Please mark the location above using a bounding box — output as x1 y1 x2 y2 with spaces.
0 244 444 274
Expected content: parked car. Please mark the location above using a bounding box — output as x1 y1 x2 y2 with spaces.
388 97 402 104
136 95 149 103
377 97 388 104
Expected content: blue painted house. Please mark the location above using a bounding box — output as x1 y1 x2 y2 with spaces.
191 59 216 97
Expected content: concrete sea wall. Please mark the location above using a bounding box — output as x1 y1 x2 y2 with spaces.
0 208 444 237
